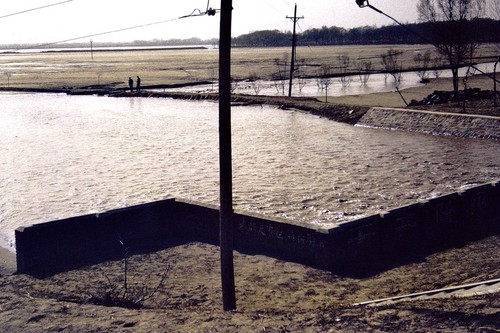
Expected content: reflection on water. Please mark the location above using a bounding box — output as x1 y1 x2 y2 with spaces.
1 93 499 250
159 62 496 97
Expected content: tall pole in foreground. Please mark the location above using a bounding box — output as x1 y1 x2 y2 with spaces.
287 3 303 97
219 0 236 311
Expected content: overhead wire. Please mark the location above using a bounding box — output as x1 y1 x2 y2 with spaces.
357 0 499 82
0 0 75 20
279 0 294 10
296 21 316 57
258 0 286 16
179 0 219 18
19 17 182 50
9 1 219 52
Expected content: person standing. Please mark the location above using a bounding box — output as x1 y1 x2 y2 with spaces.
136 76 141 94
128 77 133 93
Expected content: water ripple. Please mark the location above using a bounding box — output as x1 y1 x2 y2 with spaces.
0 93 499 250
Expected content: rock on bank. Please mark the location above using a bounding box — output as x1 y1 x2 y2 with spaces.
357 107 500 140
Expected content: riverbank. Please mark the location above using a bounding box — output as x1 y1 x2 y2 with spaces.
1 72 498 123
0 84 371 125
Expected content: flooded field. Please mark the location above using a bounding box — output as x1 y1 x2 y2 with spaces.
1 93 499 251
0 44 497 91
160 62 495 97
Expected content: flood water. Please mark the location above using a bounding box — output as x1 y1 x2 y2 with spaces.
1 93 499 251
161 62 496 97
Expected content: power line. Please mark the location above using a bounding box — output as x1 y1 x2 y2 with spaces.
16 17 181 50
296 21 316 54
279 0 294 10
259 0 286 16
0 0 75 20
11 5 219 52
179 0 219 18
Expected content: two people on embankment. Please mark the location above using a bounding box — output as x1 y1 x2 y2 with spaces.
128 76 141 93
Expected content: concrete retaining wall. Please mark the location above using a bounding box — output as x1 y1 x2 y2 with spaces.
16 181 499 276
15 199 179 276
357 107 500 140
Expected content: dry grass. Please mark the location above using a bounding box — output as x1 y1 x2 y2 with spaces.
1 44 498 89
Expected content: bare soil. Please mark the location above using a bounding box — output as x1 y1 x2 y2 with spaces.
0 235 498 332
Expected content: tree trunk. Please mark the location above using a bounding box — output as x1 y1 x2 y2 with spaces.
494 57 499 107
451 67 460 93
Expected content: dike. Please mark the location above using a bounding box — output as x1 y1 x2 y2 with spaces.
356 107 500 140
2 86 498 137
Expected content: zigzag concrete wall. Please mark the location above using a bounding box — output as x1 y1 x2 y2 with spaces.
16 181 499 276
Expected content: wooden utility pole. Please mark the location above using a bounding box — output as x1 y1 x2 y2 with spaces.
219 0 236 311
90 39 94 60
287 3 303 97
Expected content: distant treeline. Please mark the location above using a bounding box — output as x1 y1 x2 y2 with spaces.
233 18 500 47
0 37 219 51
1 19 498 50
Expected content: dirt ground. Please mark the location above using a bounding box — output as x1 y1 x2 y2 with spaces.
0 235 499 333
329 74 500 115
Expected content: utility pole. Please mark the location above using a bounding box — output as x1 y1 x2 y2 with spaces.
287 3 303 97
219 0 236 311
90 39 94 60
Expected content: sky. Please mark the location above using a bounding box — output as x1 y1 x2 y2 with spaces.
0 0 421 45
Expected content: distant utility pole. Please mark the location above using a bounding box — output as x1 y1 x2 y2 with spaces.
287 3 303 97
90 39 94 60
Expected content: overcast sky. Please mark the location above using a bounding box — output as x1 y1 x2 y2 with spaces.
0 0 421 45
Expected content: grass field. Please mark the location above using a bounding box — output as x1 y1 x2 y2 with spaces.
1 44 498 89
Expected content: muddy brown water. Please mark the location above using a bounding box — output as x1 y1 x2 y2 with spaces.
1 93 499 250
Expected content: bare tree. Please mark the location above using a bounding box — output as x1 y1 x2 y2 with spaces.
317 64 333 102
337 54 352 88
4 72 12 87
381 49 403 87
296 59 307 93
210 67 218 92
381 49 408 106
495 59 499 107
413 50 432 82
230 79 238 93
462 61 476 112
417 0 486 93
356 58 372 85
383 72 390 84
487 0 500 106
249 73 262 95
89 240 171 309
272 54 288 95
432 53 444 78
